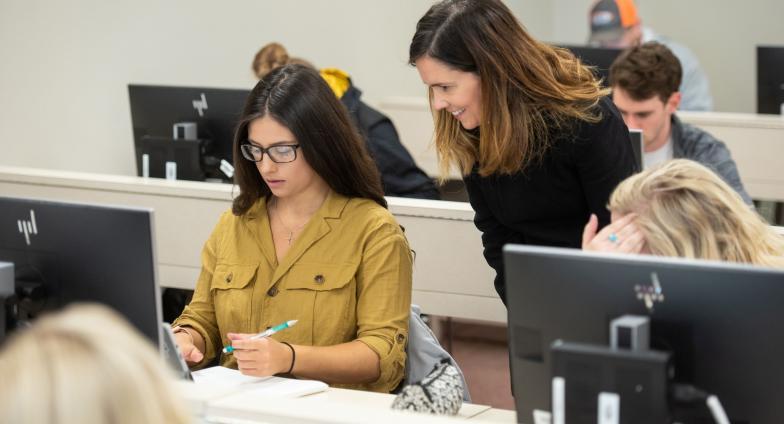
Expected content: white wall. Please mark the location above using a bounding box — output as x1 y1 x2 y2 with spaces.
0 0 435 175
1 1 781 177
547 0 784 113
640 0 784 114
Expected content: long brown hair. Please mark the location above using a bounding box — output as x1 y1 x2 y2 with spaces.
409 0 609 177
232 64 386 215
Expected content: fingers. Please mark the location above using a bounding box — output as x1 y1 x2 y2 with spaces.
182 345 204 364
615 228 645 254
595 214 636 241
227 332 254 341
229 337 290 377
232 348 262 361
582 214 599 249
584 213 645 254
238 366 259 375
229 337 268 351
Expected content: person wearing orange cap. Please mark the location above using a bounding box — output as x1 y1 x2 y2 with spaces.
588 0 713 111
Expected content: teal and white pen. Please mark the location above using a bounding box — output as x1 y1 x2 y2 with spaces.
222 320 298 354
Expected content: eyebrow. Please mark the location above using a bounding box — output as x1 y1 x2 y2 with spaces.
246 139 296 148
427 82 454 87
617 107 653 115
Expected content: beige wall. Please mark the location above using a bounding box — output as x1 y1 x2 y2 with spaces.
1 1 781 177
547 0 784 113
0 0 434 175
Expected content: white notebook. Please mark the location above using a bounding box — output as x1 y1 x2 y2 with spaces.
191 366 328 398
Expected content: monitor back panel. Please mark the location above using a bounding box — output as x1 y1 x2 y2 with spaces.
504 245 784 423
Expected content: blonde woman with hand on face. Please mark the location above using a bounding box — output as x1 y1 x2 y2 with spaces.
582 159 784 268
409 0 637 304
172 64 412 393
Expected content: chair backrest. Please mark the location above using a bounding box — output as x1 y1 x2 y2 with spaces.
404 305 471 402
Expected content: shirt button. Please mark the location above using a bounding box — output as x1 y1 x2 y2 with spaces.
267 286 278 297
226 272 233 283
396 333 405 343
314 274 325 284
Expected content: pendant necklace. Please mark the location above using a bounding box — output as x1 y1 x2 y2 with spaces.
272 199 307 245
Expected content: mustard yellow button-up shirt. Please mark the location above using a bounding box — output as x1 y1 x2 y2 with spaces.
173 191 412 393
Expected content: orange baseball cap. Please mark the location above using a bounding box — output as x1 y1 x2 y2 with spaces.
588 0 641 44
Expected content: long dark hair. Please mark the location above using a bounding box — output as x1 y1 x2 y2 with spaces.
232 64 386 215
409 0 606 177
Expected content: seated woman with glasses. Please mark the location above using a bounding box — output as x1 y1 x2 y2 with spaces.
582 159 784 268
171 64 412 393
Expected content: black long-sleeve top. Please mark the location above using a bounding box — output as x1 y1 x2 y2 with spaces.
464 97 637 304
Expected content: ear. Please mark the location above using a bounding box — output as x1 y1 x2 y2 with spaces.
666 92 682 113
628 24 644 46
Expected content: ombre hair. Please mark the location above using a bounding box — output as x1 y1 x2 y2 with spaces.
609 159 784 268
409 0 609 178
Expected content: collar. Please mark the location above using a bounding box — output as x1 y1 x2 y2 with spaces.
670 114 685 157
314 189 350 220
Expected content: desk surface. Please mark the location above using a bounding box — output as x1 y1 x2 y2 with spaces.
302 387 492 419
180 381 516 423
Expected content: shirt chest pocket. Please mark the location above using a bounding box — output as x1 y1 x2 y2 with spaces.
210 263 259 332
283 262 359 345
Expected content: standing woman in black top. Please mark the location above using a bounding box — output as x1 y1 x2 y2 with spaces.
409 0 637 304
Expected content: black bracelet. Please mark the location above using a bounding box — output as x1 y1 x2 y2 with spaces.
281 341 296 375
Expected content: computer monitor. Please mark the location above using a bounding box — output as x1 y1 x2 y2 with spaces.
128 84 250 181
629 129 643 171
558 44 624 85
137 136 212 182
757 46 784 114
0 196 162 347
504 245 784 423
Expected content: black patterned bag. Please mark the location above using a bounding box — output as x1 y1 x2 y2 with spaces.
390 359 464 415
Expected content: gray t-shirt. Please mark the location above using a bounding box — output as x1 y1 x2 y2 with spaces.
643 136 674 169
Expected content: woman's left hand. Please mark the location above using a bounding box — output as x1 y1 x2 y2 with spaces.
582 213 645 254
227 333 293 377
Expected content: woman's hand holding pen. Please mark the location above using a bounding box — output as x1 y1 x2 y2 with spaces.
582 213 646 254
227 333 294 377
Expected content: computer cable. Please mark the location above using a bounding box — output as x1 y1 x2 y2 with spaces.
670 383 730 424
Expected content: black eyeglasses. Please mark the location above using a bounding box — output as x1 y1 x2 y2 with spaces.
240 143 300 163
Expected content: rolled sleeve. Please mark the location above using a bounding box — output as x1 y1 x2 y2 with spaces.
354 223 412 393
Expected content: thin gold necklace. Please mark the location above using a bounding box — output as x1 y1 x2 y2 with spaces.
271 198 308 245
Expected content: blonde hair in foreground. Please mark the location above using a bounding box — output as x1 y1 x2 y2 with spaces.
609 159 784 268
0 303 190 424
